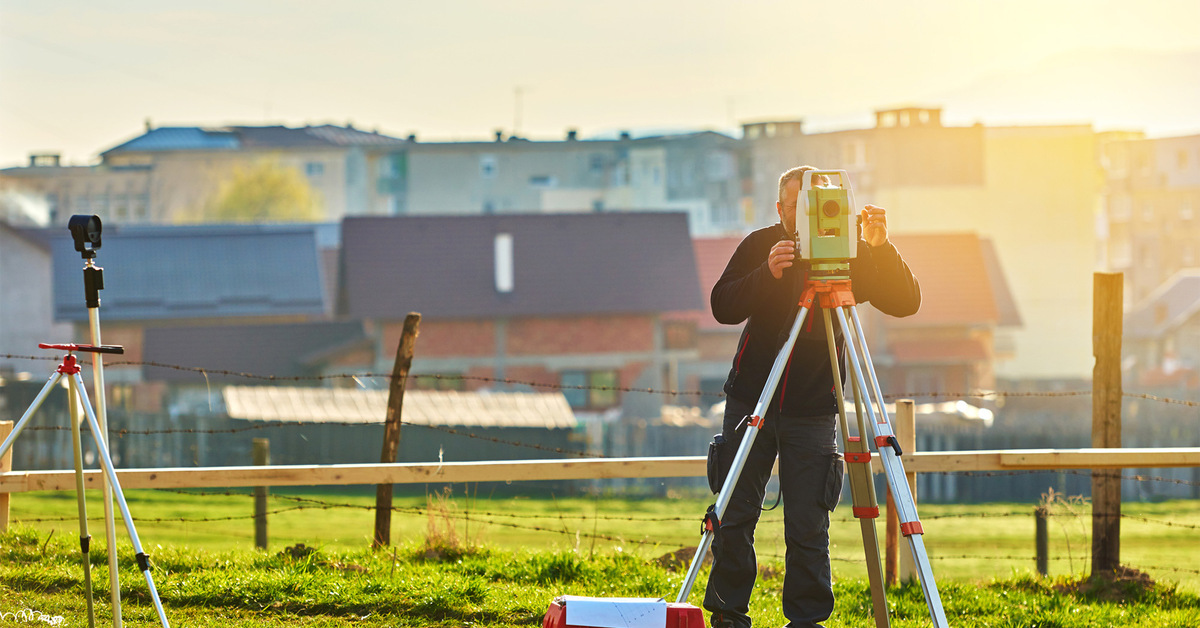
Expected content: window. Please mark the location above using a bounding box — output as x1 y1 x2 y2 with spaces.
528 175 557 188
414 373 465 391
306 161 325 177
561 370 619 409
480 155 497 179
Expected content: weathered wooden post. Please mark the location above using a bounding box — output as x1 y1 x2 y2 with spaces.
1035 506 1049 576
1092 272 1123 574
253 438 269 549
373 313 421 549
886 400 917 585
0 421 11 532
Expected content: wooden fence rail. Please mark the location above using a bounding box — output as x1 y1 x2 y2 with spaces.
3 447 1200 494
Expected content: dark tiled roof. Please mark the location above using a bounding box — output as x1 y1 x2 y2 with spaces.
101 127 239 155
101 124 407 155
339 213 702 319
52 224 327 321
143 321 366 383
1127 270 1200 339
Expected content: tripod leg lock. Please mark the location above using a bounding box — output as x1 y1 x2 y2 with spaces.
844 451 871 464
80 535 91 554
852 506 880 519
702 504 721 535
136 552 151 572
900 521 925 536
874 435 903 456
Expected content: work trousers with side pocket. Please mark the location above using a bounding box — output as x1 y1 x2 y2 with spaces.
703 395 843 628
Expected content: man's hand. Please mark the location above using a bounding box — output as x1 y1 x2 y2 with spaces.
768 240 796 280
860 205 889 248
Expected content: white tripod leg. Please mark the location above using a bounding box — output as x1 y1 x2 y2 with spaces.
676 304 813 603
0 371 63 460
89 308 122 628
70 373 171 628
68 380 98 628
835 306 949 628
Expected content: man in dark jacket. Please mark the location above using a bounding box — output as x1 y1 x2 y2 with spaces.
705 166 921 628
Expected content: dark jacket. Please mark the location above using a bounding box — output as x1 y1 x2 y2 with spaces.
712 223 921 416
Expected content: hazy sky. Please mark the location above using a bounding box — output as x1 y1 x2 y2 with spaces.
1 0 1197 167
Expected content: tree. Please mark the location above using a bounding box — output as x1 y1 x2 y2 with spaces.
192 159 323 223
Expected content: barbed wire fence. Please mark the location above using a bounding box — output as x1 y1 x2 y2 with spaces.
3 354 1200 584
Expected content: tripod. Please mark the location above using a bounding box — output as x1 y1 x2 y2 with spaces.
675 276 949 627
0 343 170 628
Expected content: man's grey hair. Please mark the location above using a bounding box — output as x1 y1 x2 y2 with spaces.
778 165 830 203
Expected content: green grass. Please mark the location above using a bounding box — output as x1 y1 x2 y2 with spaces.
3 490 1200 626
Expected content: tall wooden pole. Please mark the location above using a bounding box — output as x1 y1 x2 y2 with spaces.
373 313 421 549
885 400 917 585
1092 272 1123 574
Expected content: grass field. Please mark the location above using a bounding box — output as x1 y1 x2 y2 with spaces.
3 488 1200 626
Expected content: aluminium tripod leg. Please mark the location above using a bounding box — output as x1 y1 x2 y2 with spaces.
676 303 815 604
70 374 171 628
835 306 949 627
68 381 98 628
822 308 889 628
0 371 64 460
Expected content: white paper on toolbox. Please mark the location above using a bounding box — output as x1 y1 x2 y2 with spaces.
561 595 667 628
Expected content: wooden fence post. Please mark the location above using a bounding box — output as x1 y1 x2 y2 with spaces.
1092 272 1123 574
886 400 918 585
1035 506 1049 576
373 313 421 549
0 421 11 532
253 438 269 549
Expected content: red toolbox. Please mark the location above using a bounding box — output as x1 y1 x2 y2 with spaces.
543 596 704 628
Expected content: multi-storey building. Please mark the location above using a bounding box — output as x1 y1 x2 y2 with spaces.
398 130 744 235
0 124 410 225
740 108 1102 381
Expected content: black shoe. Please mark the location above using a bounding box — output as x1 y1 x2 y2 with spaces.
710 612 748 628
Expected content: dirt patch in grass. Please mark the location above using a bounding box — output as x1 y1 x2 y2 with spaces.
1053 565 1158 603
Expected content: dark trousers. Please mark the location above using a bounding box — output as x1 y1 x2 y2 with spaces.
704 395 843 628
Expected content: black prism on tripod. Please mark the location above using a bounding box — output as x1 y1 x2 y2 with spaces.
0 215 169 627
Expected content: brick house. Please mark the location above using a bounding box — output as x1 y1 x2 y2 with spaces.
337 212 702 421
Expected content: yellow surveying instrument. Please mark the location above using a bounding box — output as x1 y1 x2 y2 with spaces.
675 171 949 627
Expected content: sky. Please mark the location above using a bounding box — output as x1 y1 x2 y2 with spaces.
1 0 1198 168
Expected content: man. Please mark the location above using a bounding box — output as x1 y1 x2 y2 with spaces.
705 165 921 628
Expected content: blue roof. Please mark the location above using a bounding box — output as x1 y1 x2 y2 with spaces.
102 127 240 154
52 224 327 322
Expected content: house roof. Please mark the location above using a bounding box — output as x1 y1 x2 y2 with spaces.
52 223 327 322
142 321 367 383
668 236 743 332
101 124 406 156
885 233 1019 328
339 213 703 319
889 338 989 365
222 386 577 429
1127 269 1200 339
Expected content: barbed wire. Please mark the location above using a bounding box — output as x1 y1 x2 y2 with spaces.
5 353 1200 407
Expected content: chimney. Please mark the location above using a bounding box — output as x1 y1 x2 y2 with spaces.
619 131 631 141
566 129 578 141
407 133 417 142
495 129 505 142
144 117 153 133
29 153 61 167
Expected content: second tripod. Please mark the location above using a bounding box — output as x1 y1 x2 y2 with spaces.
0 343 170 628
